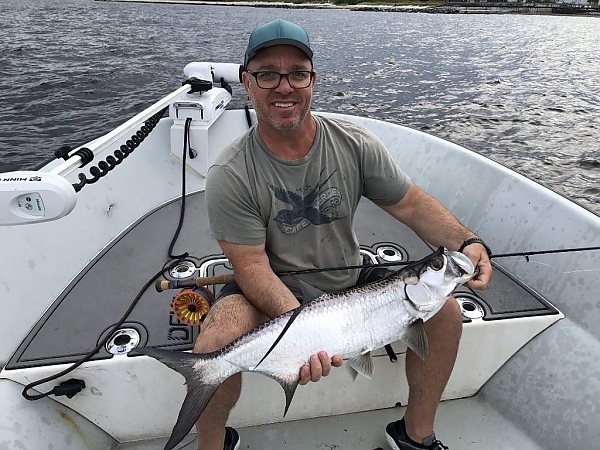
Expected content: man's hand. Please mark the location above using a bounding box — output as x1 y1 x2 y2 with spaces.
299 351 343 385
462 243 492 290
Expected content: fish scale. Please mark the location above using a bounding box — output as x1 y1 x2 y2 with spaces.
136 247 475 450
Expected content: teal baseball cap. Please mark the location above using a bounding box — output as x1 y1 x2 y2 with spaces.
244 19 313 69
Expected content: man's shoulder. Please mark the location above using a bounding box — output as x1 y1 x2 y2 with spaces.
211 127 255 168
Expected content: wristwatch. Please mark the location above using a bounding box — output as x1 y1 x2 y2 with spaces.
458 237 492 257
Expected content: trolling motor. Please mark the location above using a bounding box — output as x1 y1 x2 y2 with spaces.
0 62 243 226
168 62 241 177
0 171 77 225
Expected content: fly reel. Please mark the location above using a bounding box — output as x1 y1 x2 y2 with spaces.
171 286 215 326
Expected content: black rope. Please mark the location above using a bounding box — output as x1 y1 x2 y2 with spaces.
23 103 198 402
22 260 183 401
71 107 167 193
167 117 192 260
244 105 252 128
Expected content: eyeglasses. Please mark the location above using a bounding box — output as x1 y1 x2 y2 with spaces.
247 70 314 89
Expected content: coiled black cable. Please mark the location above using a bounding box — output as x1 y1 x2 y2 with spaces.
71 107 168 192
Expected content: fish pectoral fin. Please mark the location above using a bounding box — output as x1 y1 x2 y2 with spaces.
401 319 429 361
261 371 300 417
346 352 374 379
347 365 359 381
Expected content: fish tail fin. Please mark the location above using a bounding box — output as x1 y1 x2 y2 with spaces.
135 347 220 450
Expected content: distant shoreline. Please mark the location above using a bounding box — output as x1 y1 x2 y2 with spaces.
96 0 431 11
96 0 600 16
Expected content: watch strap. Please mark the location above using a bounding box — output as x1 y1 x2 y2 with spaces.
458 237 492 257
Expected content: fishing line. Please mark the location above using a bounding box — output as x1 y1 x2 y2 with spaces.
276 260 412 276
272 245 600 277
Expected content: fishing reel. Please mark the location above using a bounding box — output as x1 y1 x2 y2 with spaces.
160 256 234 326
171 286 215 326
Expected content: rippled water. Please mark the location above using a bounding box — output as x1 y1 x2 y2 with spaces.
1 0 599 214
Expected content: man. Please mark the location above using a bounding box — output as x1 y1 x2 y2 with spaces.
195 19 492 450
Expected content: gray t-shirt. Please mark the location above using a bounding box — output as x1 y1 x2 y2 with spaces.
205 115 411 292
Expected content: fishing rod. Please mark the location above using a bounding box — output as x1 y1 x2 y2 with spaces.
154 259 413 292
155 245 600 292
490 245 600 261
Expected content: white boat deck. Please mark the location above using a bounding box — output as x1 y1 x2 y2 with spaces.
117 396 545 450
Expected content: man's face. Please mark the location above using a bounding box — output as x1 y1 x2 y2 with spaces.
243 45 315 134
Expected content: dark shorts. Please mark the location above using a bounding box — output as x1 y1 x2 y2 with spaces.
215 265 395 304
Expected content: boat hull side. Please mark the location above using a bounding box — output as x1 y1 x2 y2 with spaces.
0 378 117 449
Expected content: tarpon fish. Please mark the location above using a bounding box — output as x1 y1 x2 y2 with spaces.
136 247 475 450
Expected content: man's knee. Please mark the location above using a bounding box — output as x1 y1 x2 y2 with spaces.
426 297 463 336
443 296 462 322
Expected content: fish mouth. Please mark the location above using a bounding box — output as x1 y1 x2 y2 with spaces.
446 251 478 284
403 249 476 315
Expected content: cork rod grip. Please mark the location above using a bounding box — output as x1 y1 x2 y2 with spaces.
154 274 235 292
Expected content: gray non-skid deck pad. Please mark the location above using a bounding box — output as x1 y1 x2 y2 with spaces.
6 193 558 369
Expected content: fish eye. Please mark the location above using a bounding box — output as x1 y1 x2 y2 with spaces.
429 256 444 271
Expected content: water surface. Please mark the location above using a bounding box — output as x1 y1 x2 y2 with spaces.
0 0 598 214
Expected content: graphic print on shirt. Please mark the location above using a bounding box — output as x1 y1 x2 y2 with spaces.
269 168 344 235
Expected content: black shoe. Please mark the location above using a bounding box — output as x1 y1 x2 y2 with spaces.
385 418 448 450
223 427 240 450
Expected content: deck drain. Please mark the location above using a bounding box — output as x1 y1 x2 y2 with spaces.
457 298 485 320
377 245 403 262
105 328 140 355
169 260 197 279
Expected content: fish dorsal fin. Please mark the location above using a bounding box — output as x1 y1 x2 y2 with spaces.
254 278 325 369
346 351 374 379
261 371 300 417
254 303 307 369
401 319 429 361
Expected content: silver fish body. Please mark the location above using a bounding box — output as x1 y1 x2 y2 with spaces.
137 247 475 450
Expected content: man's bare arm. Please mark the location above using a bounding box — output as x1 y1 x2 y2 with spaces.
217 239 299 319
217 239 344 382
379 182 492 290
